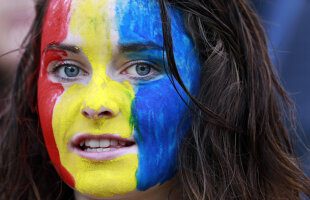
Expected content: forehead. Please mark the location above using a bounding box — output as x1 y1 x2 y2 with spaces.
42 0 198 90
42 0 187 49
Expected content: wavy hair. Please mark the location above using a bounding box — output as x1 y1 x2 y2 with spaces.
1 0 309 199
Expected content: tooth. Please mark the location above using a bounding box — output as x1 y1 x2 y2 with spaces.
85 139 90 147
110 148 116 151
103 148 110 152
90 148 96 152
97 148 103 152
100 139 110 147
80 141 85 146
110 139 118 146
89 139 99 147
85 148 91 152
119 141 126 146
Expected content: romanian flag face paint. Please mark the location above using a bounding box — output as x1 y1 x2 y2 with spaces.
38 0 200 198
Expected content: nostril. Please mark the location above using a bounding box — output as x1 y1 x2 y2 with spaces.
98 111 113 118
82 110 90 118
82 107 116 119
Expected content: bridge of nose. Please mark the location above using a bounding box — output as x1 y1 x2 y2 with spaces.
68 0 125 117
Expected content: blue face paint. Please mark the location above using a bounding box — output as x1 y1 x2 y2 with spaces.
115 0 200 190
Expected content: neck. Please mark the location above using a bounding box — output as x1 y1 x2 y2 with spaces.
74 177 181 200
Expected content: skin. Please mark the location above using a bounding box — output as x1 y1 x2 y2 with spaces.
37 0 200 199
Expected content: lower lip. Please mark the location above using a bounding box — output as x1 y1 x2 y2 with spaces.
72 144 137 161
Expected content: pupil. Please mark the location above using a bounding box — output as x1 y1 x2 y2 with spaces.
136 64 151 76
65 66 80 77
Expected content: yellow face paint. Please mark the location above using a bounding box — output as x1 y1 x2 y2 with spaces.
52 0 138 197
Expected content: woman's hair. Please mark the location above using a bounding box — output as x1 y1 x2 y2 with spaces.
1 0 309 199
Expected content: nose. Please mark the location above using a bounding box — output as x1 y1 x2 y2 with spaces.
81 106 117 119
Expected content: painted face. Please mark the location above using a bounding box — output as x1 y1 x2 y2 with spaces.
38 0 200 198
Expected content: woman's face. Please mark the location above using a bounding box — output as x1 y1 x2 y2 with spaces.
38 0 200 198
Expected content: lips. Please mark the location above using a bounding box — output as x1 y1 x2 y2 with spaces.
70 133 137 161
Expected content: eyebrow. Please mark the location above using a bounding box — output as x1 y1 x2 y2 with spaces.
118 42 163 52
45 44 80 54
44 42 163 54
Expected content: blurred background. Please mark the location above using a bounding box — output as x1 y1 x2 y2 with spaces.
0 0 35 101
254 0 310 178
0 0 309 178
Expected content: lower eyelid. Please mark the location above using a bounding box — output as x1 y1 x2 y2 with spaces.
126 71 163 82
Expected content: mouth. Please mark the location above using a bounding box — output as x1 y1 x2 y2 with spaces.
70 133 137 161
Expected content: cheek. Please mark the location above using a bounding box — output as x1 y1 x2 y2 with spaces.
133 78 191 190
37 51 75 187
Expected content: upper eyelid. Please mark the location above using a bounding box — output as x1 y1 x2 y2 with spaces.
122 60 160 71
48 60 89 73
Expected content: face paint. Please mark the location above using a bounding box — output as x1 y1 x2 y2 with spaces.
38 0 75 187
39 0 137 197
115 0 200 190
38 0 200 198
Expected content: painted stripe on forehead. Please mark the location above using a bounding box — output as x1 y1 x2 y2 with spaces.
41 0 72 54
69 0 115 64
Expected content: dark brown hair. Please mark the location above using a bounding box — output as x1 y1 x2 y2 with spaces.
1 0 310 199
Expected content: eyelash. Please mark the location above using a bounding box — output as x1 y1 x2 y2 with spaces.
121 60 161 81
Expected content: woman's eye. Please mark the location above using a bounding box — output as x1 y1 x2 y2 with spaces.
50 62 87 82
122 61 160 81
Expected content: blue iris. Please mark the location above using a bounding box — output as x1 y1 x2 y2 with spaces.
136 64 151 76
64 66 80 77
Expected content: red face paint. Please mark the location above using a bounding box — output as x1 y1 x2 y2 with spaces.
37 0 75 187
